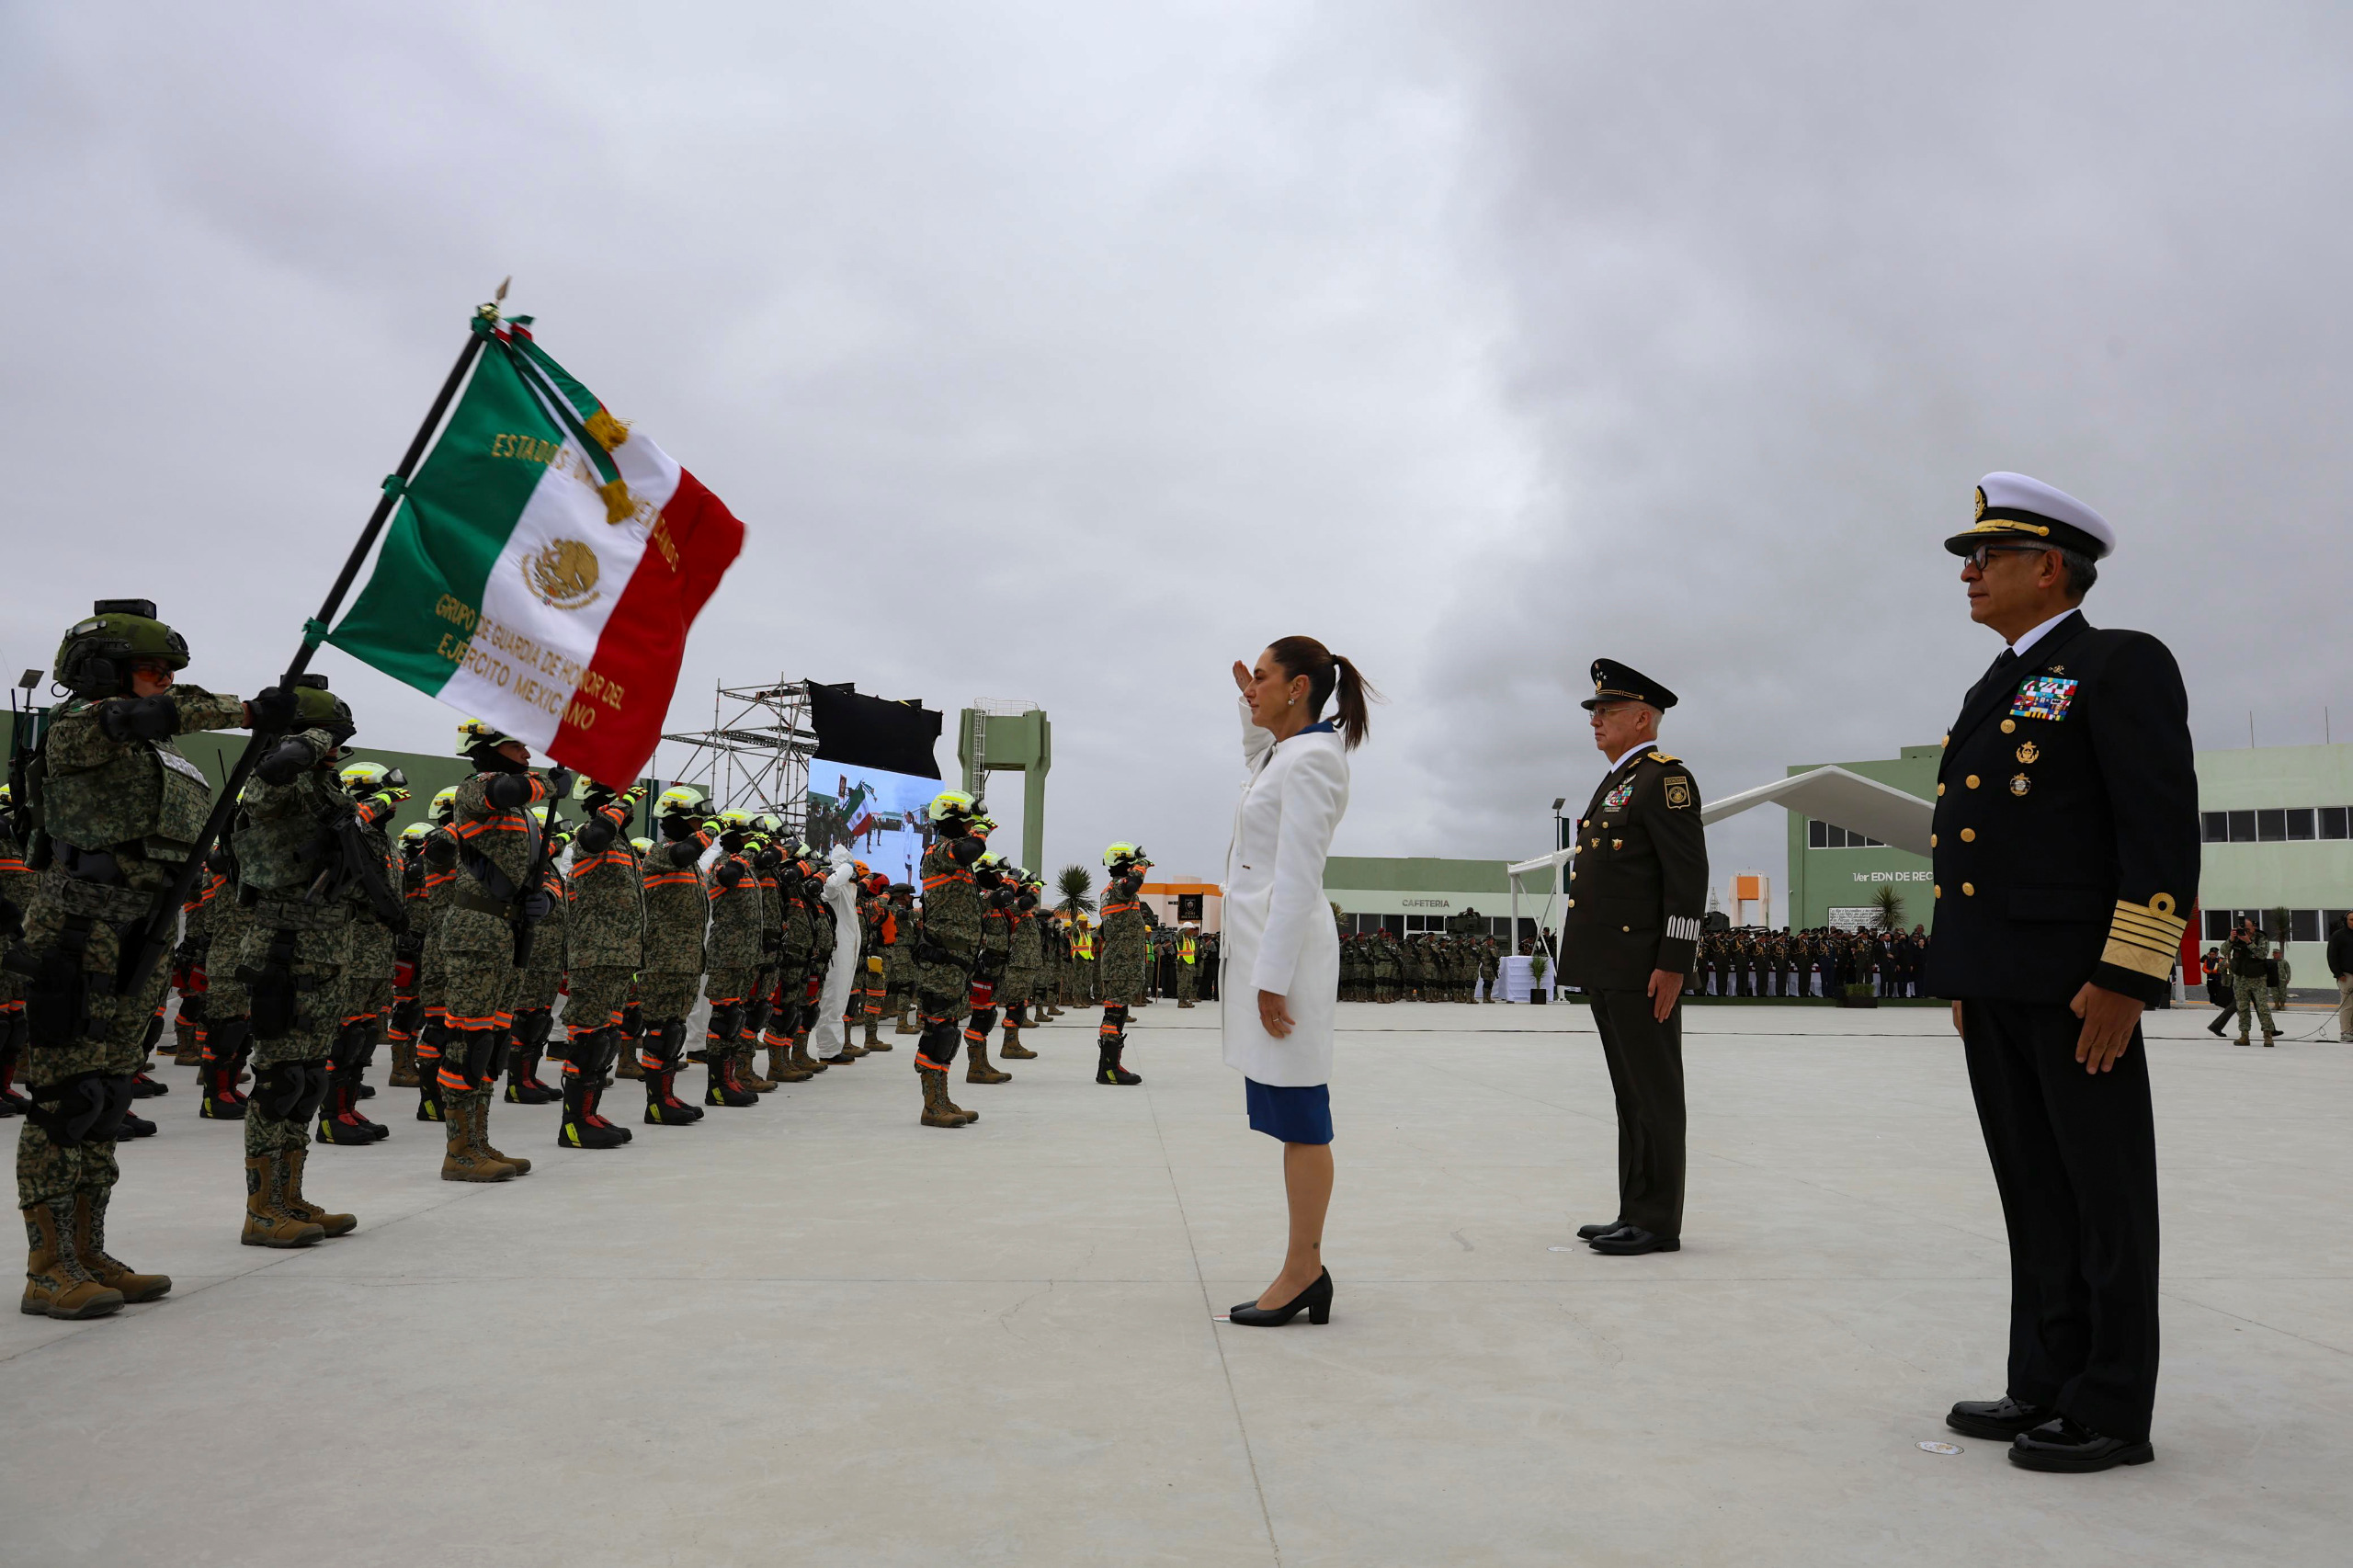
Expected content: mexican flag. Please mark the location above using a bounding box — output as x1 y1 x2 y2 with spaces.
328 314 744 785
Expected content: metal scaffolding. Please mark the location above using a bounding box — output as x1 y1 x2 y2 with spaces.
657 676 817 834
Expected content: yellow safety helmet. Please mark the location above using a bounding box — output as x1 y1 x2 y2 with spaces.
754 812 785 836
654 785 708 819
715 808 754 830
428 786 459 824
928 789 977 822
401 823 432 846
629 836 654 855
1103 841 1143 869
336 760 404 792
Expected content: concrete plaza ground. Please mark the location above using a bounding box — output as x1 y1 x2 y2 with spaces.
2 999 2347 1565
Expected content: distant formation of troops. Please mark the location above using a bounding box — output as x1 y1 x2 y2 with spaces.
1339 928 1506 1004
1691 926 1932 998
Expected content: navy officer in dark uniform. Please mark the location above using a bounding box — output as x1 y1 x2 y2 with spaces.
1560 660 1708 1256
1925 472 2198 1473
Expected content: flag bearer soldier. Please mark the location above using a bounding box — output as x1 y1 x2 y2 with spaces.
1093 844 1152 1084
912 791 984 1128
9 601 282 1315
502 806 568 1108
635 788 714 1125
423 720 564 1182
1926 472 2198 1473
1563 658 1708 1259
557 778 647 1146
314 759 409 1146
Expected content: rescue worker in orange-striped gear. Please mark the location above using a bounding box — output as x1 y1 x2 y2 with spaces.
856 867 893 1051
961 852 1017 1085
996 870 1046 1060
409 786 461 1123
697 810 767 1107
1094 843 1152 1085
555 776 648 1148
912 790 985 1127
635 788 714 1125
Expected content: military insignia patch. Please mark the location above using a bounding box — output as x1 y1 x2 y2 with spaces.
1663 776 1693 809
2016 741 2040 764
2009 774 2031 796
1603 782 1636 811
2009 676 2077 722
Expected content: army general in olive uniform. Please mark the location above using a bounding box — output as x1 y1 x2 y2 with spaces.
1560 660 1707 1257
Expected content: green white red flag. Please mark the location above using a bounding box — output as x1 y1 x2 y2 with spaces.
327 314 744 784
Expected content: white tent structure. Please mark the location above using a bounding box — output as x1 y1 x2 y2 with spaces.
1506 766 1937 974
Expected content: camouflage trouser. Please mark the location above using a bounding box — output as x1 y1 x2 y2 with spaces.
435 910 522 1113
703 964 754 1012
915 955 972 1070
235 909 349 1157
517 958 565 1014
635 969 702 1022
1176 963 1198 1002
562 965 635 1040
14 872 168 1210
2234 976 2275 1039
204 901 257 1026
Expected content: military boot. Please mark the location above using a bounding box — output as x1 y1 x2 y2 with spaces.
173 1019 204 1065
790 1033 828 1075
737 1050 778 1093
765 1040 813 1083
895 1005 918 1036
440 1106 516 1182
1096 1037 1142 1085
965 1037 1012 1083
643 1068 703 1126
560 1073 628 1149
998 1023 1037 1060
242 1154 326 1247
704 1060 757 1108
21 1200 123 1319
71 1189 171 1303
199 1023 250 1119
277 1147 358 1237
471 1097 532 1175
388 1036 421 1087
918 1066 976 1128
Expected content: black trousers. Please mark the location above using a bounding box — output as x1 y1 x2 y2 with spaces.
1961 998 2160 1442
1588 990 1686 1237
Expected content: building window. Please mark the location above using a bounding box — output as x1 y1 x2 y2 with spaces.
2322 808 2349 840
2201 812 2229 843
2290 909 2322 942
2227 811 2256 843
2257 809 2287 842
1808 820 1827 848
2286 808 2316 841
2327 909 2353 936
2203 909 2232 940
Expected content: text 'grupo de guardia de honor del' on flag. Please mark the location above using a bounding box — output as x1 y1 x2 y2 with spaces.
327 314 744 784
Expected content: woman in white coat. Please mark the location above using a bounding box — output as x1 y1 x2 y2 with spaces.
1222 637 1374 1327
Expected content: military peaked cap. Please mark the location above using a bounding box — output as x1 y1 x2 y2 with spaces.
1581 658 1677 711
1946 472 2115 561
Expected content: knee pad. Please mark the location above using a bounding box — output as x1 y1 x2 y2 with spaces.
390 995 424 1038
744 998 771 1036
30 1072 130 1148
660 1017 689 1067
621 1002 642 1035
964 1008 997 1041
207 1014 253 1063
333 1017 374 1068
179 993 208 1026
421 1017 451 1057
292 1061 331 1124
518 1009 553 1051
707 1002 742 1041
1007 1003 1029 1028
253 1059 312 1120
489 1028 514 1079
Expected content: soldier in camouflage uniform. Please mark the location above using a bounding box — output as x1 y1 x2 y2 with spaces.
195 842 255 1119
2224 918 2278 1047
0 788 35 1116
882 881 918 1035
166 869 211 1069
419 720 564 1181
503 805 569 1108
1093 843 1151 1085
760 844 820 1083
695 810 766 1106
1479 936 1501 1003
636 788 715 1122
959 851 1017 1084
856 870 892 1050
557 778 647 1145
912 790 984 1127
2269 947 2291 1016
386 823 432 1088
228 679 378 1244
1071 916 1097 1006
996 870 1044 1057
313 759 409 1146
9 601 278 1315
410 785 461 1122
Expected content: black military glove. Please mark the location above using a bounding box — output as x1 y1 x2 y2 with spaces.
485 773 536 810
543 766 575 800
97 694 178 742
754 846 782 869
522 889 552 922
255 735 317 787
247 685 299 733
714 858 746 888
574 815 617 855
719 831 746 854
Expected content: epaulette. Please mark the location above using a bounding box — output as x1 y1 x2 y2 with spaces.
1645 752 1679 765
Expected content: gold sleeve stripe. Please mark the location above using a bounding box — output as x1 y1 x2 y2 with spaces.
2103 897 2187 972
2109 912 2183 942
2100 937 2177 979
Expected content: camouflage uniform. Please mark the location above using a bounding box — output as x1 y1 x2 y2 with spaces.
913 827 983 1126
2269 952 2291 1015
13 681 246 1313
0 813 39 1113
1094 864 1149 1081
959 870 1017 1083
882 887 917 1034
2226 930 2277 1043
856 885 892 1049
1175 926 1200 1006
505 857 567 1106
410 821 459 1117
198 859 256 1118
1001 894 1045 1052
1478 937 1501 1002
762 854 820 1082
636 824 713 1112
166 873 212 1067
559 790 650 1141
315 785 404 1145
698 840 764 1105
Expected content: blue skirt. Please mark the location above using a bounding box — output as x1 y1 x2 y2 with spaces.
1245 1078 1332 1145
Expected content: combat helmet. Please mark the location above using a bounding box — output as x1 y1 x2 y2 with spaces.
284 675 355 744
629 836 654 855
454 718 525 771
53 599 190 699
337 759 407 794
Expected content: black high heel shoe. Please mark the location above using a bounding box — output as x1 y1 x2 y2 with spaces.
1227 1267 1332 1326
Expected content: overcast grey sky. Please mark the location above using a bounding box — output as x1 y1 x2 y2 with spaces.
5 3 2346 915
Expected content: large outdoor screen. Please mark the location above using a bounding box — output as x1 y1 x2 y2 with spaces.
803 762 940 888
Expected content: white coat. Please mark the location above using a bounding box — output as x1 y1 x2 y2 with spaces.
1220 695 1350 1086
810 858 862 1055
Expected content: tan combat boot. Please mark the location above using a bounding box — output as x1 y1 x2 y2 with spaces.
73 1189 172 1301
765 1042 813 1083
470 1097 531 1176
21 1199 124 1319
918 1067 975 1128
388 1038 421 1088
173 1018 203 1066
895 1005 918 1036
740 1050 779 1092
790 1033 827 1075
440 1102 515 1183
278 1147 357 1237
997 1024 1037 1060
964 1037 1011 1084
242 1154 326 1247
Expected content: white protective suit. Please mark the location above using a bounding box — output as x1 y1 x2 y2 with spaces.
809 854 864 1056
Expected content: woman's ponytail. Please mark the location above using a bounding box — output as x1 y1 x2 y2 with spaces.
1268 635 1381 751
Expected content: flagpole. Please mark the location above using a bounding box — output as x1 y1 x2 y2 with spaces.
121 293 504 995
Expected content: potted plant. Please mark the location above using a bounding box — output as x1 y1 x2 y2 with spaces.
1528 946 1550 1003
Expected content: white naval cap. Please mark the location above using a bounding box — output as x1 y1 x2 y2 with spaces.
1946 472 2116 561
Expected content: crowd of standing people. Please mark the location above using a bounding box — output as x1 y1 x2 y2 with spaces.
1690 926 1931 998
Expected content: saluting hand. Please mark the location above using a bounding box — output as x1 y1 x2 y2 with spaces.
2070 982 2144 1074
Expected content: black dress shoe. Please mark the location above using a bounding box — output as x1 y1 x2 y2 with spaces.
2007 1416 2154 1472
1575 1219 1624 1241
1587 1225 1678 1255
1227 1267 1332 1326
1947 1396 2055 1441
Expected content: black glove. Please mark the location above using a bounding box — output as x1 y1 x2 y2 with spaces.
543 766 575 800
97 695 178 742
485 773 536 810
719 831 746 854
254 736 316 787
754 846 782 869
522 890 552 922
247 685 299 732
574 815 617 855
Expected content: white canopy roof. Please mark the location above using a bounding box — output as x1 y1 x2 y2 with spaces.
1506 764 1933 881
